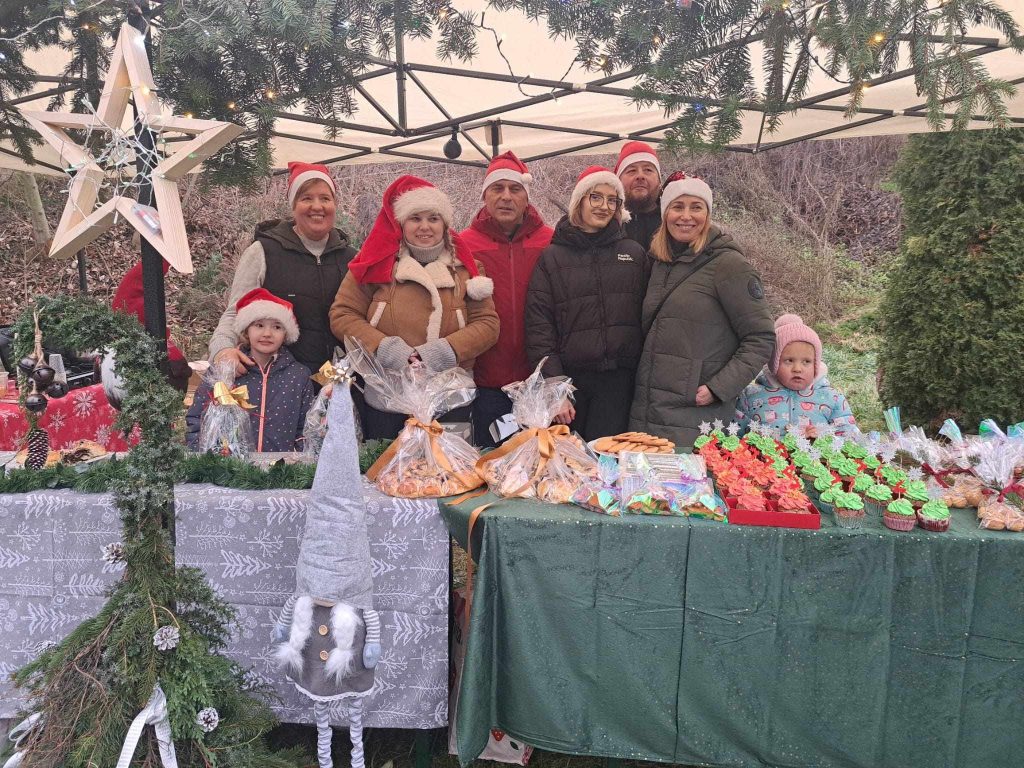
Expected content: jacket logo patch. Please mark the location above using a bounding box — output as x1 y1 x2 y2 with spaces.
747 277 764 300
617 253 634 262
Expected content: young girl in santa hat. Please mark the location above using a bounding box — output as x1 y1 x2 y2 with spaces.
329 175 499 439
524 166 650 440
735 314 858 437
187 288 316 452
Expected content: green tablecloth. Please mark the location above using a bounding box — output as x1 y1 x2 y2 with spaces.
441 492 1024 768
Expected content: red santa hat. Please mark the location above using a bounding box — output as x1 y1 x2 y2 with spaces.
348 175 493 299
286 161 337 208
480 151 533 198
233 288 300 344
660 170 714 218
568 166 631 223
614 141 661 177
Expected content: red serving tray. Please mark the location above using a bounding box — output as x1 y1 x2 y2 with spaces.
726 497 821 529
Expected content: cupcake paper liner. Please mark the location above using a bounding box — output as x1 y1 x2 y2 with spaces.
834 508 865 529
883 511 917 532
917 512 950 532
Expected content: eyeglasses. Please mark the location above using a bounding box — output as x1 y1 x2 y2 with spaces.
587 193 622 210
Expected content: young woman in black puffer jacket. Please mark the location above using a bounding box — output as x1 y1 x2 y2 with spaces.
525 166 651 440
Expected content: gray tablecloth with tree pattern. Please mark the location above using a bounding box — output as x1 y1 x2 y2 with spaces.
0 482 448 730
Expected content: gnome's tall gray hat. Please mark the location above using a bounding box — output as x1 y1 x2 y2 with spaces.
273 373 380 768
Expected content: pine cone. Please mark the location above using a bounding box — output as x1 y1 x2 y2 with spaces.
26 428 50 470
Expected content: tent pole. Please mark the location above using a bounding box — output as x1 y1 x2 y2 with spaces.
395 2 408 131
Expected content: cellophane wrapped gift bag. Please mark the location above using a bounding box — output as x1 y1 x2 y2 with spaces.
197 360 254 458
475 359 598 504
346 338 483 498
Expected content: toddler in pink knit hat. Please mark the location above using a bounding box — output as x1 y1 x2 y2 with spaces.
735 314 858 437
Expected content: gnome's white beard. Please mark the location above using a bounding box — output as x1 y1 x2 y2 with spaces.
324 604 360 683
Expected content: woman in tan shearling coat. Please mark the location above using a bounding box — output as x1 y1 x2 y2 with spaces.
330 175 499 437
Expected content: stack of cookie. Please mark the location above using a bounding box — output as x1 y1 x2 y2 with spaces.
593 432 676 455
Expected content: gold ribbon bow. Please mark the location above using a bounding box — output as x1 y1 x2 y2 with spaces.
475 424 571 496
366 417 455 481
212 382 256 410
313 360 358 387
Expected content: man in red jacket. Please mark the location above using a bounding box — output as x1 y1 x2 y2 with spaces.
460 151 554 446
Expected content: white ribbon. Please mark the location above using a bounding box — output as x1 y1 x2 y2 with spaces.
3 711 44 768
115 684 179 768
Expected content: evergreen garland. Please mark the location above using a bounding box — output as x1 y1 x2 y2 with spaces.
0 441 394 494
1 0 1021 174
9 295 303 768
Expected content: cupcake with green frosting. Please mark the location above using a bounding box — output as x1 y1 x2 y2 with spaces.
831 457 861 482
851 474 874 494
861 455 881 472
879 465 908 487
814 475 839 493
791 451 813 470
902 480 930 510
833 491 866 529
720 435 742 452
883 498 917 531
800 461 829 486
693 435 714 450
813 435 837 454
817 483 842 515
782 433 799 453
917 500 951 532
842 442 868 460
864 483 894 516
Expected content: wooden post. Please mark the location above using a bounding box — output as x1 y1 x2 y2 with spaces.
18 171 51 243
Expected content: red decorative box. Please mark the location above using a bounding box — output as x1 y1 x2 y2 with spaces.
726 497 821 529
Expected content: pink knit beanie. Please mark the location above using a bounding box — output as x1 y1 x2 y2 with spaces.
771 314 822 378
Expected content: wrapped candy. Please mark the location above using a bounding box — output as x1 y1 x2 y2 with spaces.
571 456 622 516
346 339 483 498
620 453 724 520
475 360 598 503
197 360 254 458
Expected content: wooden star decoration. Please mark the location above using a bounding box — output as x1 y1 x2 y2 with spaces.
21 23 244 274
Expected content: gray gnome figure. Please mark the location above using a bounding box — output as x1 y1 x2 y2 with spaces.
273 373 381 768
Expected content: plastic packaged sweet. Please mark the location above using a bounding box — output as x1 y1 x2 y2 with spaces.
972 438 1024 531
620 452 724 520
196 360 254 459
345 338 483 498
476 359 599 502
571 456 622 516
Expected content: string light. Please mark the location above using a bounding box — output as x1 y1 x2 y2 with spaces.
871 32 886 44
226 101 236 110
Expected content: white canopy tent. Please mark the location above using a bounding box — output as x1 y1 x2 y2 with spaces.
5 0 1024 177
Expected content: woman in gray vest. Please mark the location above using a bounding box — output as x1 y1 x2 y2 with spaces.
630 172 775 446
208 162 356 376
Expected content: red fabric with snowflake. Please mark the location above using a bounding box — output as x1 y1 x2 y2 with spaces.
0 383 133 452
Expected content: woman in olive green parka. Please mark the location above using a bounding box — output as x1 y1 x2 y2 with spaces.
629 172 775 446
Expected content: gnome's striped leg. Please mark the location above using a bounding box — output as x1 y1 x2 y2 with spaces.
348 698 366 768
314 702 334 768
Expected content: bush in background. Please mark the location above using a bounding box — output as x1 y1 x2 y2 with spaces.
879 130 1024 430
